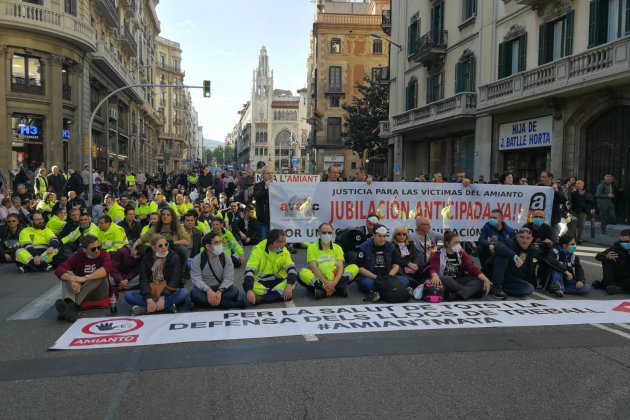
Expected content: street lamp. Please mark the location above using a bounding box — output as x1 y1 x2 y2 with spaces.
370 32 403 51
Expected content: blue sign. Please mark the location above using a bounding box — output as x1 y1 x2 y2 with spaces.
292 157 299 166
19 125 38 135
62 130 70 140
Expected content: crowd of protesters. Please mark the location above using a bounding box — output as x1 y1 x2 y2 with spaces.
0 162 629 323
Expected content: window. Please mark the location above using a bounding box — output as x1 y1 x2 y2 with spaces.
427 72 444 103
327 117 342 143
329 66 342 92
405 78 417 110
539 12 574 64
331 38 341 54
160 74 165 85
372 39 383 54
455 56 475 93
498 34 527 79
463 0 477 21
407 15 420 56
62 64 71 101
11 54 44 94
330 96 340 108
64 0 77 16
589 0 630 47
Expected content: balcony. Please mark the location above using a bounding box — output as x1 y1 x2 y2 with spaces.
411 30 448 65
92 41 143 103
381 9 391 36
378 120 391 138
0 0 96 52
94 0 119 28
324 83 344 95
158 62 185 76
373 67 390 84
118 25 137 56
391 92 477 132
478 37 630 110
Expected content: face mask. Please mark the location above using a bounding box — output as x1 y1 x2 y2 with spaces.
568 245 577 253
621 242 630 250
533 217 543 227
155 251 168 258
451 244 462 253
320 233 332 243
488 219 499 227
212 244 223 255
274 247 283 254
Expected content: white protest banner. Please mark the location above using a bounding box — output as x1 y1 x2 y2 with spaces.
269 182 553 242
50 300 630 350
255 173 320 183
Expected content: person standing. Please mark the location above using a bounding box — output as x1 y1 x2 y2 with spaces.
253 166 273 241
571 179 594 244
47 166 67 196
596 173 616 235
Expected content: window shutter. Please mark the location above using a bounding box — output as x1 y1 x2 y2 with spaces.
518 33 527 73
468 56 476 91
406 84 412 110
426 76 433 104
588 0 598 48
455 61 462 93
565 10 574 56
538 23 547 65
498 41 507 79
626 0 630 34
597 0 609 46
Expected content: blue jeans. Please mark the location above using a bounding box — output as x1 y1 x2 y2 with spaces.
258 224 269 243
124 288 187 308
357 275 409 294
190 286 244 309
550 271 591 295
486 256 534 297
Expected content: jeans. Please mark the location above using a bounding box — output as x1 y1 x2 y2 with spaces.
258 224 269 243
599 203 616 232
356 275 409 294
550 271 591 295
485 256 534 297
124 288 188 308
190 286 244 309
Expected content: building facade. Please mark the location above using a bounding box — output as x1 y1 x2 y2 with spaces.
385 0 630 192
307 0 390 178
0 0 198 181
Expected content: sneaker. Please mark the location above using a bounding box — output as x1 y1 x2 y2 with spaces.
592 280 606 290
165 304 177 313
44 264 53 272
493 287 507 300
606 285 624 295
314 288 326 300
17 266 25 274
368 291 381 303
550 282 564 298
132 305 147 316
412 285 424 300
63 299 78 323
54 299 68 321
334 288 348 298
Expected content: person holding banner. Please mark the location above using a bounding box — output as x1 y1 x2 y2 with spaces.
299 223 359 299
409 216 443 271
253 166 273 241
325 165 341 182
355 224 408 302
477 209 516 266
243 229 298 305
428 231 492 301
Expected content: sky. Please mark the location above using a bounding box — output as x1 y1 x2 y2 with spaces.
156 0 316 143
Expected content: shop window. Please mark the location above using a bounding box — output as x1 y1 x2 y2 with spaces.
331 38 341 54
588 0 630 48
498 34 527 79
406 78 418 110
539 11 574 64
11 54 44 95
327 117 342 144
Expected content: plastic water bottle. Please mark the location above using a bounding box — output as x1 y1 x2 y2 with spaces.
110 292 117 314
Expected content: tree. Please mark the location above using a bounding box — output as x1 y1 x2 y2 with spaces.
211 146 234 165
342 74 389 160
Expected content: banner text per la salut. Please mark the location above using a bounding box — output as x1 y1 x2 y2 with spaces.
269 182 554 242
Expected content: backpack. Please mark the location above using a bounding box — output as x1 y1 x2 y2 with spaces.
423 280 445 303
200 251 226 281
374 275 410 303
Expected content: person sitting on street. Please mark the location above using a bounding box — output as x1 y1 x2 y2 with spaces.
231 204 259 246
11 197 30 227
183 211 204 259
523 209 556 254
428 231 492 301
391 226 425 287
135 192 158 226
118 207 142 244
36 192 56 221
96 215 128 256
141 212 160 236
210 216 245 267
105 194 125 224
243 229 298 305
477 209 515 266
0 214 22 263
45 206 67 236
299 223 359 299
67 190 86 211
124 234 187 315
223 201 243 229
15 211 59 273
0 197 16 225
356 224 409 301
358 214 380 240
540 234 591 297
110 244 141 294
57 208 81 241
594 229 630 295
409 216 444 274
189 232 246 309
61 211 100 252
54 235 112 322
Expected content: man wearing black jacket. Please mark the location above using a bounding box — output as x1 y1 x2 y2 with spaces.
253 166 273 241
231 205 259 246
118 208 142 244
0 214 21 262
571 179 593 244
66 169 84 197
594 229 630 294
198 166 213 195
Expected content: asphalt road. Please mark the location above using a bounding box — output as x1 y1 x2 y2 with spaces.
0 239 629 420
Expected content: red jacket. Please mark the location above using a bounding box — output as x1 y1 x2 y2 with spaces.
429 248 482 278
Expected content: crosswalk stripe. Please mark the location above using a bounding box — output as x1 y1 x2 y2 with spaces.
7 284 61 321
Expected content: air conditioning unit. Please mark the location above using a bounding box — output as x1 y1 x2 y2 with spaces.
109 108 118 120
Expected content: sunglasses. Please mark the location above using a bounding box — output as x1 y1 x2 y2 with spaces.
156 243 169 248
88 245 102 252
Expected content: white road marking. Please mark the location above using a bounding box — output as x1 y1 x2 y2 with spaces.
580 260 601 268
284 299 319 342
532 291 630 341
614 323 630 331
7 283 61 321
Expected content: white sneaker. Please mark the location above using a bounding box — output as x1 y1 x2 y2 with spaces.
412 285 424 300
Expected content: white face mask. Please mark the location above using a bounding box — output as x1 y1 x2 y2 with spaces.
212 244 223 255
320 233 333 243
155 251 168 258
451 244 462 253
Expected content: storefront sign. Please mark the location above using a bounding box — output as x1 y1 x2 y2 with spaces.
270 182 553 242
50 300 630 350
12 116 43 144
499 116 552 151
62 130 70 141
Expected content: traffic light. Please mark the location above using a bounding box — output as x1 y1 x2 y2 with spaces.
363 149 369 164
202 80 211 97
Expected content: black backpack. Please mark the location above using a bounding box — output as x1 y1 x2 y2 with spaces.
375 275 410 303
